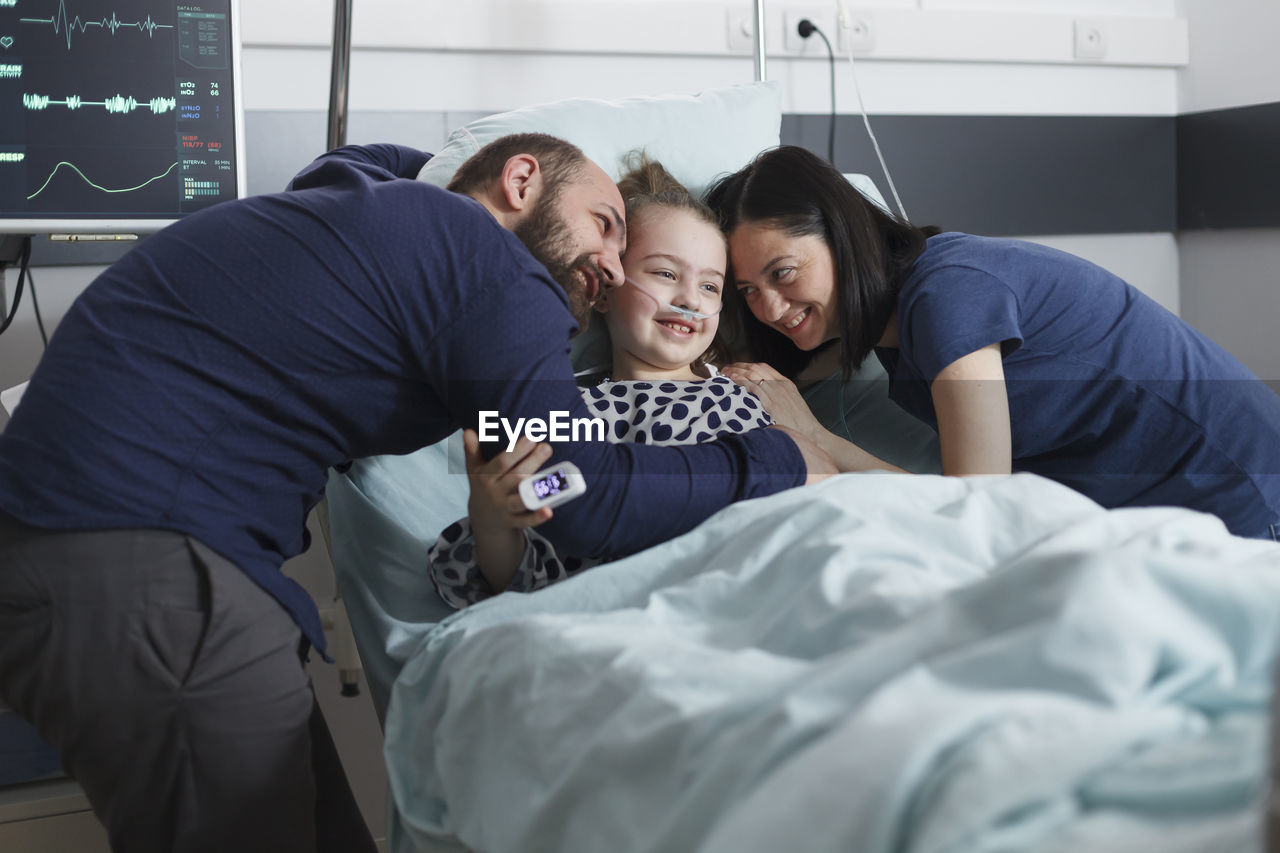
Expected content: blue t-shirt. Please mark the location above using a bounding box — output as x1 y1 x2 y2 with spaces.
877 232 1280 537
0 145 803 651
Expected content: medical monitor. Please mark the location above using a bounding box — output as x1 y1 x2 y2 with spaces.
0 0 245 234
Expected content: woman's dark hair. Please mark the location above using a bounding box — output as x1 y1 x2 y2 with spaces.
704 145 938 379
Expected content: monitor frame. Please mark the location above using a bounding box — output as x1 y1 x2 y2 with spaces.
0 0 247 235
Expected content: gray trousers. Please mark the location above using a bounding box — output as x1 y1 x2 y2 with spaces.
0 515 377 853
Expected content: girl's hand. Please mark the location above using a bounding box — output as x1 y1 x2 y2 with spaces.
722 362 825 440
463 429 555 534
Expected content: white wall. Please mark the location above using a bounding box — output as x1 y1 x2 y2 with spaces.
0 266 94 393
1025 233 1180 315
0 1 1194 406
1 0 1189 398
1174 0 1280 381
242 0 1184 116
1179 225 1280 380
241 0 1183 309
1175 0 1280 113
1178 230 1280 380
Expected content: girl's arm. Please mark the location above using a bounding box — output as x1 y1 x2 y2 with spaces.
429 429 589 609
722 362 904 474
462 429 554 593
929 343 1012 476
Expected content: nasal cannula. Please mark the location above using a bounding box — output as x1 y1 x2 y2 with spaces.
623 277 723 321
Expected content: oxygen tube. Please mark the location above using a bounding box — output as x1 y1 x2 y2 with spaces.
623 277 722 321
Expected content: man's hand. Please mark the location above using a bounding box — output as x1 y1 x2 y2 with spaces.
769 424 838 484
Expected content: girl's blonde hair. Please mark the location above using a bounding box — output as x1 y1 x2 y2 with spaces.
614 152 728 367
616 153 719 228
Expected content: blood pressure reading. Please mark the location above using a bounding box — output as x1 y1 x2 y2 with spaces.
532 469 571 500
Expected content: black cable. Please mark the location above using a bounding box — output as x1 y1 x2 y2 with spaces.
26 265 48 348
798 19 838 166
0 236 31 338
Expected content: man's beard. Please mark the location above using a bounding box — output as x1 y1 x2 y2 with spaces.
513 197 601 329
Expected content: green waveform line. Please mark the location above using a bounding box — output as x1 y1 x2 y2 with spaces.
27 160 179 201
23 93 177 114
20 4 173 51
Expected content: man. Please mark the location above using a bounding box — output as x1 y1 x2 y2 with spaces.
0 135 832 852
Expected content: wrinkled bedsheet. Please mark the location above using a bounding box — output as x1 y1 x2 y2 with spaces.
384 472 1280 853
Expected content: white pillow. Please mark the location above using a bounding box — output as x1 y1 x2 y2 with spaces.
417 81 782 197
845 173 890 212
419 81 784 373
1 382 27 417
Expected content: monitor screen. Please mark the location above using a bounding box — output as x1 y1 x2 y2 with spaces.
0 0 246 234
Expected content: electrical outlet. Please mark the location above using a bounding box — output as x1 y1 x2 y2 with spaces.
726 9 756 53
784 9 837 55
1074 19 1107 61
838 16 874 55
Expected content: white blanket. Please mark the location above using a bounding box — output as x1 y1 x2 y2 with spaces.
385 472 1280 853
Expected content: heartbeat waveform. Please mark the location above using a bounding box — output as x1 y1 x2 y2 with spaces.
20 1 174 51
23 93 177 114
27 159 179 201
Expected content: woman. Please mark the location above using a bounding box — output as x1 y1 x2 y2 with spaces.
707 145 1280 541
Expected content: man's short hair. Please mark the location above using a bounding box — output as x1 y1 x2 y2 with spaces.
446 133 589 204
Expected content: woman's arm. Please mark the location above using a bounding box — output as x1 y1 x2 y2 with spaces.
929 343 1012 476
722 362 904 474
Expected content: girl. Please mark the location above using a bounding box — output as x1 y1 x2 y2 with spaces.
708 145 1280 541
430 156 787 608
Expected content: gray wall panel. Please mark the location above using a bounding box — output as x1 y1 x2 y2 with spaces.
1177 102 1280 231
783 114 1177 236
27 102 1277 266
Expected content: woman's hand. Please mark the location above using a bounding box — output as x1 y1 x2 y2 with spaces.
722 362 826 441
724 362 904 474
463 429 554 593
768 424 838 484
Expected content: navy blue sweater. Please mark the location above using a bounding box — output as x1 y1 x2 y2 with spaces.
0 145 804 651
